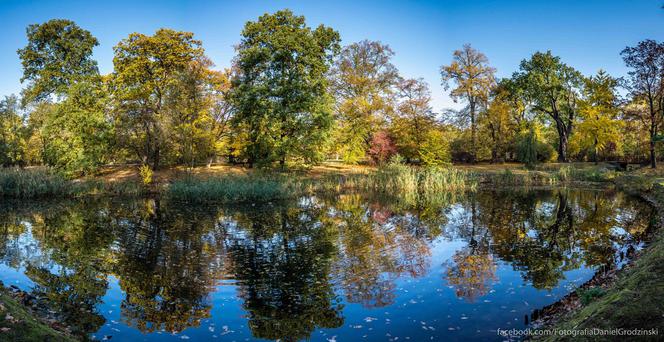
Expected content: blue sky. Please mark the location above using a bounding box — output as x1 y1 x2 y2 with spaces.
1 0 663 110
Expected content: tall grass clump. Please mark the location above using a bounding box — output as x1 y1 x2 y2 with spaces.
0 168 71 198
347 160 477 201
167 173 301 203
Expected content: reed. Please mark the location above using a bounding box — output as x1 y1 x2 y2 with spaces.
0 168 71 198
167 173 300 203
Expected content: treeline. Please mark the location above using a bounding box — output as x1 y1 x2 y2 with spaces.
1 9 663 176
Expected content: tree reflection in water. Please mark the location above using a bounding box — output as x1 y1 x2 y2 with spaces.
0 189 653 339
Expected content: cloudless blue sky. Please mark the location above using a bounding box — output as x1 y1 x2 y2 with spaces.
1 0 663 110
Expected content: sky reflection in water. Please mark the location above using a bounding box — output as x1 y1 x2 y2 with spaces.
0 189 653 341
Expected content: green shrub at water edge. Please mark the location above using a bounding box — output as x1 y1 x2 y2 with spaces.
577 286 606 305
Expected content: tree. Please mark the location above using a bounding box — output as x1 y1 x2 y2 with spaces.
390 78 438 162
111 29 206 170
230 10 340 168
331 40 399 163
17 19 99 104
0 95 27 166
441 44 496 163
483 82 518 163
367 130 397 164
574 70 622 163
41 78 112 176
419 129 451 166
621 40 664 168
512 51 583 162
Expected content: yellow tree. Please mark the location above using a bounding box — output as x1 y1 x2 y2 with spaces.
331 40 399 163
575 70 622 163
482 82 517 163
389 78 439 162
441 44 496 163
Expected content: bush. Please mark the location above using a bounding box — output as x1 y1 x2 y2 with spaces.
578 287 606 305
139 164 153 186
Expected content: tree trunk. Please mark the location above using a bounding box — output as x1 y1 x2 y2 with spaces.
152 147 160 171
650 137 657 169
650 112 657 169
557 132 568 163
594 137 599 165
470 101 477 164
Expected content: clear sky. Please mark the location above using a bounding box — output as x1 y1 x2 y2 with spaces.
1 0 663 110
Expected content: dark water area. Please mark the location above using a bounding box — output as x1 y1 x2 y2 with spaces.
0 189 653 341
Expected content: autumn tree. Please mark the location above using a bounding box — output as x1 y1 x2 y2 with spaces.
482 82 518 163
367 130 397 165
390 78 438 162
574 70 622 163
17 19 99 104
441 44 496 163
111 29 206 170
0 95 27 166
621 40 664 168
331 40 400 163
512 51 583 162
230 10 340 168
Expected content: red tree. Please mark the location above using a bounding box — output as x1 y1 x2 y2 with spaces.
368 130 397 164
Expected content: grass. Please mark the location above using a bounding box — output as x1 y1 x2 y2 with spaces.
0 167 145 199
167 173 300 203
0 289 76 342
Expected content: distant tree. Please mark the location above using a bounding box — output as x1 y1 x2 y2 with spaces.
0 95 27 166
390 78 438 162
621 40 664 168
441 44 496 163
230 10 340 168
512 51 583 162
574 70 622 164
111 29 206 170
368 130 397 165
517 125 539 168
17 19 99 104
483 82 518 163
331 40 399 163
419 129 451 166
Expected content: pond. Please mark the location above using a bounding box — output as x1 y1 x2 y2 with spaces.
0 189 653 341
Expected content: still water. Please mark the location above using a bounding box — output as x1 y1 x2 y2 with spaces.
0 189 653 341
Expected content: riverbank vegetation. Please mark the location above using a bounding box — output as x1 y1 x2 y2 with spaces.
0 286 76 342
537 182 664 341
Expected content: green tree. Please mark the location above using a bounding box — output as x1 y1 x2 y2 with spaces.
574 70 622 163
512 51 583 162
441 44 496 163
230 10 340 168
41 78 112 176
17 19 99 104
0 95 27 166
330 40 399 163
111 29 206 170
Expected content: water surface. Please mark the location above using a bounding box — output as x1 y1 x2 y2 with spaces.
0 189 652 341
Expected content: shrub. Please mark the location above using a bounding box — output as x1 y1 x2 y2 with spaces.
139 164 153 186
578 287 606 305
